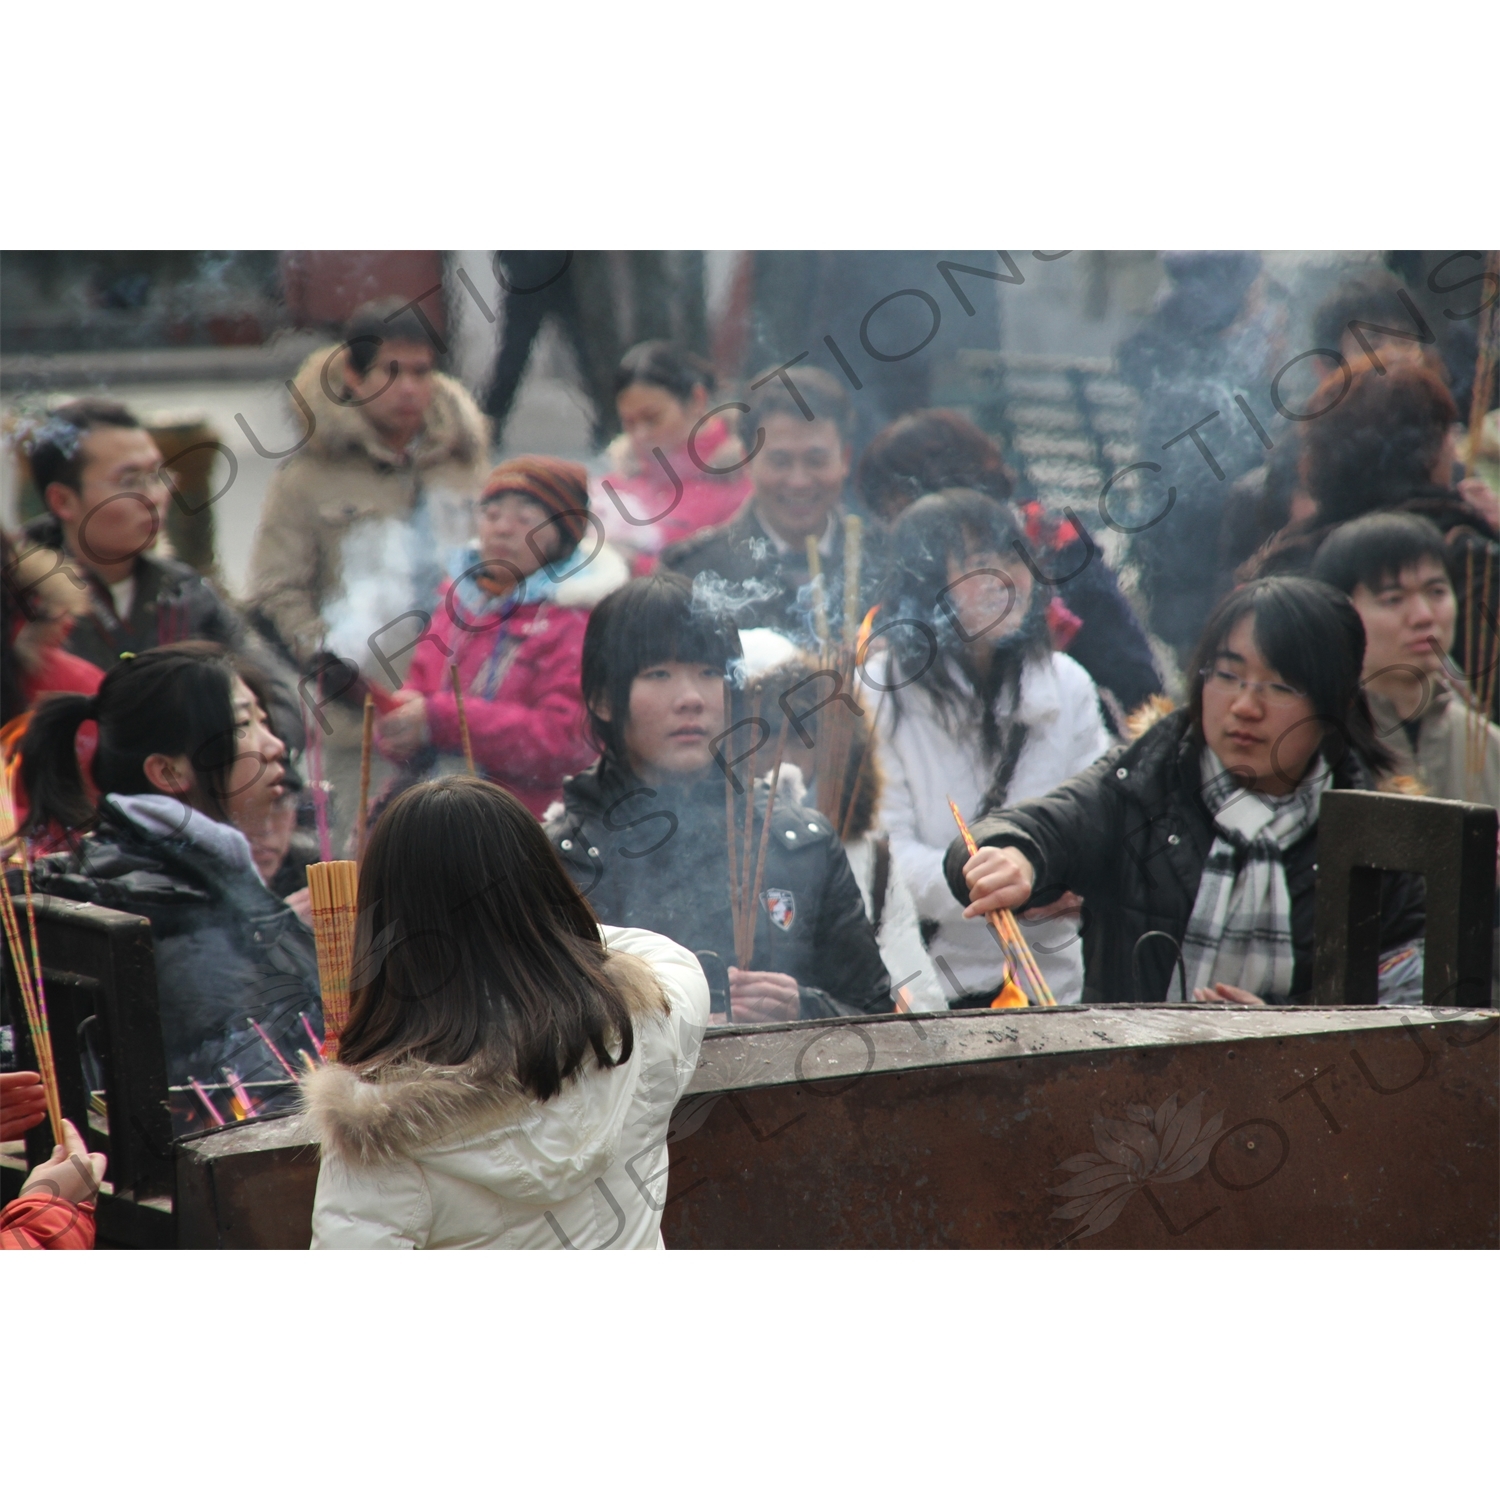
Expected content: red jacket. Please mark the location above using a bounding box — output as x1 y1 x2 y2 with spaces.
394 545 629 817
19 646 103 703
0 1195 96 1250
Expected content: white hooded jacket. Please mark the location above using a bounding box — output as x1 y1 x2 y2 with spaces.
304 926 709 1249
869 648 1113 1004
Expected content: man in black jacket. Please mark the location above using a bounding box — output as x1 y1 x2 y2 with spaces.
546 572 893 1022
660 365 884 644
20 399 247 671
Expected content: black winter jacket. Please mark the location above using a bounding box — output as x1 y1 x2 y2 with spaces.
546 758 894 1018
22 514 245 669
27 805 323 1109
944 709 1426 1004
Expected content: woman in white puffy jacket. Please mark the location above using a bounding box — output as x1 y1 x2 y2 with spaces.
868 490 1113 1006
302 776 709 1249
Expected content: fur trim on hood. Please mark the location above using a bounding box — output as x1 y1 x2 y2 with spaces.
301 948 668 1169
290 344 490 471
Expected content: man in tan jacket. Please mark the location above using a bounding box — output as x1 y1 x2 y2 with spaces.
1313 512 1500 807
247 298 491 671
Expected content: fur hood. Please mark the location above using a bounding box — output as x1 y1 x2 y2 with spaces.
301 947 668 1170
289 344 490 472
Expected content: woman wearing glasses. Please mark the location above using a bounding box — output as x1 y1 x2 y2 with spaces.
944 575 1426 1004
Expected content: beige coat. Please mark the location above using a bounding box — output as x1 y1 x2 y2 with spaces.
1367 678 1500 808
246 345 490 663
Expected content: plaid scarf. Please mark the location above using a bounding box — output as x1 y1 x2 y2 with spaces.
1181 746 1332 1001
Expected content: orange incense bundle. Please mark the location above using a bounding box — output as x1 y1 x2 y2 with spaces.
0 769 64 1142
948 798 1057 1008
305 859 358 1060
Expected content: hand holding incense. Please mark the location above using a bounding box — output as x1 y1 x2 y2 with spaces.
947 798 1056 1007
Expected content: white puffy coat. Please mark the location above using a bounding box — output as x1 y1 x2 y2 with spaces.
303 926 708 1249
869 649 1113 1004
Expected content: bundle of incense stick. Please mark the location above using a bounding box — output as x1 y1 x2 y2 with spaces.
0 769 64 1143
725 696 792 970
450 663 476 775
947 798 1056 1007
305 860 358 1059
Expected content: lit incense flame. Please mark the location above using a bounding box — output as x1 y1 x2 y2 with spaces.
854 605 879 668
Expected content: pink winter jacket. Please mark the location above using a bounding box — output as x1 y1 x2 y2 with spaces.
396 543 630 817
594 416 751 568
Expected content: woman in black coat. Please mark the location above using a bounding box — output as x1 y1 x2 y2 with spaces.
945 577 1426 1005
19 643 322 1132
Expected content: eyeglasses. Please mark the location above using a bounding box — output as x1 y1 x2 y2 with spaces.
1199 665 1307 703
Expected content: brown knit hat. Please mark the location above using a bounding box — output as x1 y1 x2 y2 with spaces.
479 456 591 550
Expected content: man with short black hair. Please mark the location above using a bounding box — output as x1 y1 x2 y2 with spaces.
660 364 883 641
247 297 490 668
1312 511 1500 806
20 397 247 669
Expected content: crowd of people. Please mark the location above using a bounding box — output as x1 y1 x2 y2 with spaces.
3 262 1497 1248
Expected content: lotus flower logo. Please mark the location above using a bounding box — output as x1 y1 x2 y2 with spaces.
1051 1091 1226 1242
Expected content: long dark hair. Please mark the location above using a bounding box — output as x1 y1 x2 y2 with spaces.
20 641 239 834
1186 576 1392 775
878 488 1051 761
336 777 662 1099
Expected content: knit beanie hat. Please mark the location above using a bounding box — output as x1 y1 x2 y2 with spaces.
479 456 590 550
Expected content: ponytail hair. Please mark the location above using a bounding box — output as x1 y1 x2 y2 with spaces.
21 641 239 835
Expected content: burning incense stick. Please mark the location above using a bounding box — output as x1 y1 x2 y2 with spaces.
354 694 375 859
306 860 358 1059
450 663 476 775
300 1012 324 1060
947 798 1056 1007
248 1017 299 1081
1 878 64 1141
223 1069 258 1120
0 778 64 1144
188 1077 225 1127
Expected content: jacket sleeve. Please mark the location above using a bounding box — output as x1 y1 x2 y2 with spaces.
803 839 894 1016
944 752 1128 912
872 704 962 924
424 616 592 784
310 1154 430 1249
1059 550 1164 714
0 1195 96 1250
247 464 327 663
